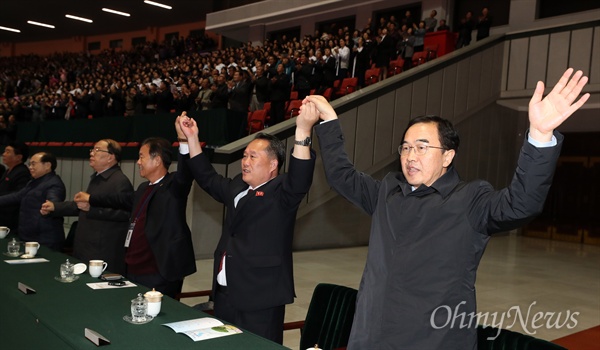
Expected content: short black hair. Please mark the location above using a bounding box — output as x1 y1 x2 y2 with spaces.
254 132 285 172
7 141 29 161
404 115 460 163
39 152 58 171
142 137 172 170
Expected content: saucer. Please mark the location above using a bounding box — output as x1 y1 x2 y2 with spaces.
3 252 21 257
20 254 36 259
123 315 153 325
73 263 87 274
54 275 79 283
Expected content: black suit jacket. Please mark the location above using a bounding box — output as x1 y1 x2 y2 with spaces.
188 150 316 311
0 163 31 233
90 154 196 281
53 165 133 275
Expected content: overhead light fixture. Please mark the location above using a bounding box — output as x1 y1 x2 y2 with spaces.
102 8 131 17
144 1 172 10
65 14 93 23
0 25 20 33
27 21 56 29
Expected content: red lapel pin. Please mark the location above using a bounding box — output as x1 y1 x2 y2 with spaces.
255 191 264 197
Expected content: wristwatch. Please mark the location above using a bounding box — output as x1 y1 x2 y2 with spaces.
294 137 312 146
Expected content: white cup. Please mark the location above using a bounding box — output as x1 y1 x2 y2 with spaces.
144 289 163 317
89 260 108 278
147 301 161 317
0 226 10 239
25 242 40 256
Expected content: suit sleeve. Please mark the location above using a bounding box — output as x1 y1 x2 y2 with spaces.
86 176 134 222
315 120 381 215
52 201 80 217
170 153 194 199
0 187 25 206
46 178 66 203
90 191 134 211
186 152 232 204
470 131 563 234
281 149 316 208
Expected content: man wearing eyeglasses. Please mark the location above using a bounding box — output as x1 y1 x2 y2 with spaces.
73 136 196 299
0 152 66 250
41 140 133 275
303 68 590 349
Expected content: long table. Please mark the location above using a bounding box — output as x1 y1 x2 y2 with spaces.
0 238 287 349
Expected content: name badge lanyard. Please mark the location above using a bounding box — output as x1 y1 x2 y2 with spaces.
124 185 159 247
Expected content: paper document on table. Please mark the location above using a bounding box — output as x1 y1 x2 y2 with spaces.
4 258 49 264
163 318 242 341
86 281 137 289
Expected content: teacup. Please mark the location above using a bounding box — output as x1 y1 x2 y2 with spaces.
144 288 163 317
89 260 108 278
0 226 10 239
25 242 40 256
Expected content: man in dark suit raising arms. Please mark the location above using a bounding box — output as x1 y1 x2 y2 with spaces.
177 101 317 344
75 135 196 298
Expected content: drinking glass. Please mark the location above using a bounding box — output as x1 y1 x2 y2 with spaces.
131 293 148 322
7 238 20 255
60 259 75 281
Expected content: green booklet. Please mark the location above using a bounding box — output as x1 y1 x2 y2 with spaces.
163 317 242 341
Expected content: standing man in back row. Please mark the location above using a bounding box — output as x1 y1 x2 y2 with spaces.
177 105 316 344
304 68 589 349
41 139 133 275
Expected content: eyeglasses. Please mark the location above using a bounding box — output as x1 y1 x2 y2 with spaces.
398 143 446 156
90 148 111 155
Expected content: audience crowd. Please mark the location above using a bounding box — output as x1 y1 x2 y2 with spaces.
0 8 490 141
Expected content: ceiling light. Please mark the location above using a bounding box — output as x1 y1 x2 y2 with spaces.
102 8 131 17
0 26 20 33
65 14 93 23
144 1 172 10
27 21 56 29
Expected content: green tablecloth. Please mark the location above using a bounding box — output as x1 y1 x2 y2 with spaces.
0 238 286 350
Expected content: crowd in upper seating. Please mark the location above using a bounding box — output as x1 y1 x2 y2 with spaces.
0 8 488 134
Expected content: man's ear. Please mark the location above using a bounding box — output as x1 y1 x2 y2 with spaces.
270 159 278 173
442 149 456 168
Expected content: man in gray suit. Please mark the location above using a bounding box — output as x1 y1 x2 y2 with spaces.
305 68 589 349
41 139 133 274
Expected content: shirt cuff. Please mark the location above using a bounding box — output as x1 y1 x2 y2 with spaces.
179 143 190 155
320 119 336 124
527 133 557 148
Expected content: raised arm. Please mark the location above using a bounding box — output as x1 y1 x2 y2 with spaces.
306 95 381 215
528 68 589 142
292 98 318 160
177 112 203 158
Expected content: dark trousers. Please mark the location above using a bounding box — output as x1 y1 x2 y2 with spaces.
127 272 183 299
214 286 285 344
